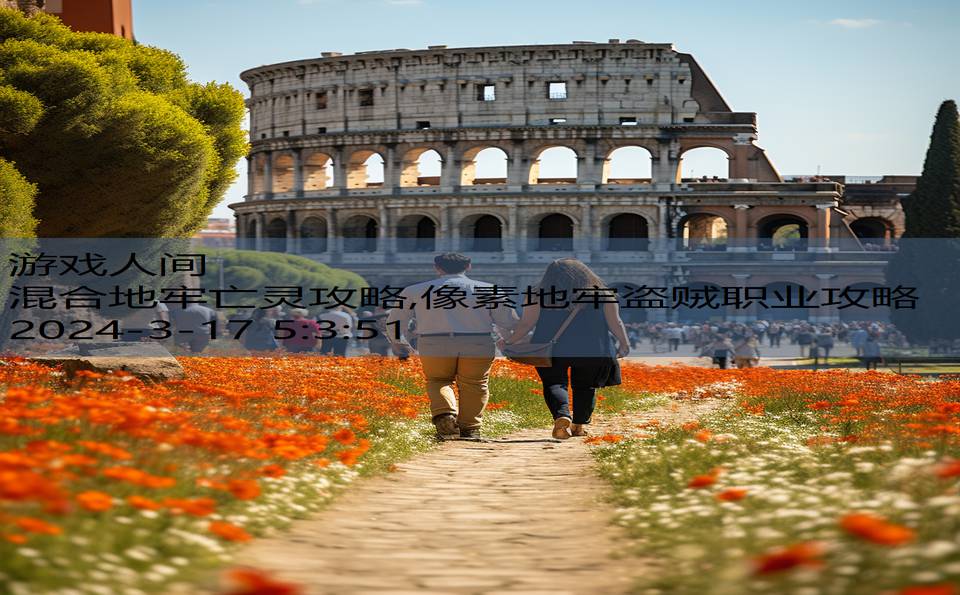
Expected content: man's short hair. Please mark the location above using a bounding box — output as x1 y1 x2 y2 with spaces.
434 252 471 274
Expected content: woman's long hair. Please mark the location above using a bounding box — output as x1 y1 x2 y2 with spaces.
536 258 606 307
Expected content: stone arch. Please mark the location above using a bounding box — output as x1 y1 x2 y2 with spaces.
396 214 438 252
603 146 653 184
533 212 575 251
346 150 385 189
265 217 287 252
241 217 258 250
400 147 443 187
251 154 268 194
342 215 378 253
605 213 649 251
272 153 296 193
529 146 578 185
757 214 810 252
677 212 729 251
679 146 731 181
850 217 894 248
461 146 509 185
303 152 334 191
460 213 504 252
299 216 328 253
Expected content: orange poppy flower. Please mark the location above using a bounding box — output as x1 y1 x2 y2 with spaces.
209 521 252 542
839 512 915 546
76 491 113 512
752 541 825 575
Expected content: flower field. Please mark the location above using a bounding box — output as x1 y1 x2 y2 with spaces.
0 356 562 594
591 367 960 595
2 357 959 594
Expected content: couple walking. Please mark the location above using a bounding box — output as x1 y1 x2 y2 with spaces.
386 253 631 440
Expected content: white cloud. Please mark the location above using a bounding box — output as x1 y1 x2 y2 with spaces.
828 18 881 29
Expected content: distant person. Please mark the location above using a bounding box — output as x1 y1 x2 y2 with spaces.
318 306 355 357
703 335 735 369
358 307 391 356
734 334 760 368
849 326 868 356
815 331 835 363
664 324 683 351
861 333 883 370
796 326 815 358
168 303 217 353
283 308 322 354
242 308 279 352
767 322 783 347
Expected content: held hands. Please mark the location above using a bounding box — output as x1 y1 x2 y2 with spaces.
616 342 630 358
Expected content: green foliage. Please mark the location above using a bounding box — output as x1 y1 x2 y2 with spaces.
0 8 247 238
887 100 960 343
202 249 368 307
0 157 36 237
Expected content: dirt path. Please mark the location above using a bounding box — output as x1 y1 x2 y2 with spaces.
224 400 717 595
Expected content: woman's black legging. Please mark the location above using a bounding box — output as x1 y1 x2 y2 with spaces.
536 358 602 425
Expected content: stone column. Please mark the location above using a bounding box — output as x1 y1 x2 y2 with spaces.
378 204 391 259
732 204 751 252
383 144 398 192
653 202 669 260
508 203 523 263
440 143 458 189
812 205 834 252
813 273 839 323
577 204 592 261
255 213 266 251
262 152 274 198
325 206 340 261
578 141 601 187
293 149 304 198
287 209 298 254
332 147 347 192
730 273 755 322
508 143 527 188
246 156 255 198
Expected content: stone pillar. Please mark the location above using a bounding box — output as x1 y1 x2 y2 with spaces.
732 204 751 252
378 205 391 259
293 149 304 198
383 144 398 192
287 209 298 253
653 202 669 259
255 213 266 251
325 206 340 261
508 143 526 188
440 143 458 189
579 141 601 187
508 203 523 263
653 141 678 187
812 205 834 252
262 152 274 198
332 147 347 192
246 156 255 198
577 204 592 261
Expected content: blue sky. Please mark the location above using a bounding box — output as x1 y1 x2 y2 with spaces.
132 0 960 218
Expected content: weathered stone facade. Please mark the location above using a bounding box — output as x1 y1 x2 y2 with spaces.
232 41 909 322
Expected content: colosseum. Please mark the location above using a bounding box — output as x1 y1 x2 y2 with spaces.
232 40 912 323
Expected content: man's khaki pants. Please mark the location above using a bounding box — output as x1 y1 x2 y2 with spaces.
417 335 496 431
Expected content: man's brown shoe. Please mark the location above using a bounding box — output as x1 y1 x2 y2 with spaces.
552 417 572 440
433 414 459 438
571 423 589 437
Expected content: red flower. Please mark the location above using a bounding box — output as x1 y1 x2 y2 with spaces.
839 512 915 546
752 542 825 575
224 568 302 595
210 521 252 542
76 491 113 512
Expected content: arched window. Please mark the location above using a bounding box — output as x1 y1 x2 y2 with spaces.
242 218 257 251
397 215 437 252
273 154 296 193
679 214 728 251
607 214 649 251
850 217 893 250
303 153 334 191
530 147 578 185
343 216 378 253
679 147 729 182
265 218 287 252
468 215 503 252
758 215 809 252
346 151 385 189
537 214 574 251
400 148 443 187
461 147 508 185
603 146 653 184
299 217 327 253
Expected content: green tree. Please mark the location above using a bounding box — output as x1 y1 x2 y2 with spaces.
0 9 247 237
887 100 960 344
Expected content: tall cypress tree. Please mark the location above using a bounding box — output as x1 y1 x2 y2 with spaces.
887 100 960 344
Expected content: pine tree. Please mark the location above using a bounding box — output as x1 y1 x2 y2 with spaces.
887 100 960 344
